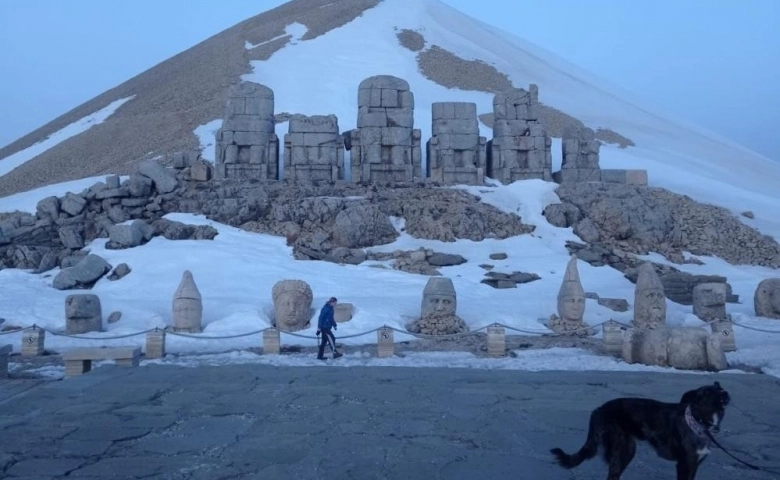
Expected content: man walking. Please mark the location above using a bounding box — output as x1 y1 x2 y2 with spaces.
317 297 343 360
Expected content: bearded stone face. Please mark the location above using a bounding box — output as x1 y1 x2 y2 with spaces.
422 294 456 317
637 290 667 326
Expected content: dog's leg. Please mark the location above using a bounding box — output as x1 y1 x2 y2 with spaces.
675 457 699 480
605 434 635 480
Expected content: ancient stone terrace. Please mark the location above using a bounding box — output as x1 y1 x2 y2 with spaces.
213 76 646 186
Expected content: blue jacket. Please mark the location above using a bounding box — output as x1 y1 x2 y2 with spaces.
318 303 336 330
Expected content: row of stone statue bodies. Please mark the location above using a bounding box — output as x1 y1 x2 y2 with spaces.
214 75 584 186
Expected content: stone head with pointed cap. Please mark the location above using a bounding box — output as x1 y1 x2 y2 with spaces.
633 263 667 329
421 277 457 318
557 256 586 323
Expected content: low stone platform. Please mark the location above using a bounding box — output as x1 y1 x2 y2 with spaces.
61 346 141 378
0 365 778 479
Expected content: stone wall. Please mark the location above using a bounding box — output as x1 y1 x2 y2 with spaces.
487 85 552 182
283 115 344 182
215 82 279 180
348 75 422 183
553 126 648 186
426 102 486 185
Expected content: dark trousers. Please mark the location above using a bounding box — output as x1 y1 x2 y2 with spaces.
318 329 337 358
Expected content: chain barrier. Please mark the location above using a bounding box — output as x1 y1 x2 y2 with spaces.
2 318 776 345
42 327 158 340
166 328 270 340
728 319 780 334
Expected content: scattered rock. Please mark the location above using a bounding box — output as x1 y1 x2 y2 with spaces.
427 253 467 267
108 311 122 324
597 298 629 312
108 263 132 281
741 211 755 219
489 253 508 260
53 254 112 290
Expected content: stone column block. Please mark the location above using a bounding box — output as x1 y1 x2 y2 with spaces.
263 329 280 355
602 320 624 356
21 328 45 356
710 319 736 352
145 329 166 359
377 327 394 358
486 325 505 357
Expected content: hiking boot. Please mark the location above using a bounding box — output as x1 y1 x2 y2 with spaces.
317 356 326 361
333 352 343 359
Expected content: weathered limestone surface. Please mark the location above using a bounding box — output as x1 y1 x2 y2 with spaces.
622 326 727 371
283 115 344 182
172 270 203 333
426 102 486 185
65 294 103 334
553 126 647 185
420 277 457 318
755 278 780 319
547 256 593 336
554 127 601 183
692 283 727 322
271 280 313 332
349 75 422 183
407 277 468 335
632 263 667 329
487 86 552 183
215 82 279 180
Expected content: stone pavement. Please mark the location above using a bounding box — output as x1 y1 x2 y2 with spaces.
1 365 779 479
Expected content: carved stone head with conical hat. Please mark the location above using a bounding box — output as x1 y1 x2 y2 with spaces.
421 277 457 318
557 255 586 323
633 263 667 329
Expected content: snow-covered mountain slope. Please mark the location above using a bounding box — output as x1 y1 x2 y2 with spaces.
1 0 777 223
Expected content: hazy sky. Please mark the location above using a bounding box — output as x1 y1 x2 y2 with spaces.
1 1 778 160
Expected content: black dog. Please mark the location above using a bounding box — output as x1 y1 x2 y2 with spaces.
550 381 730 480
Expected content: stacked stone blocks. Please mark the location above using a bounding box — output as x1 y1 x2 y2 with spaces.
486 325 506 357
283 115 344 182
427 102 486 185
377 327 394 357
350 75 422 183
62 346 141 378
555 127 602 183
215 82 279 181
263 329 281 355
145 330 166 359
487 85 552 183
553 125 648 186
21 328 45 356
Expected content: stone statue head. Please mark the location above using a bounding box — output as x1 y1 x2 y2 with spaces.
754 278 780 319
556 256 586 322
421 277 457 317
692 283 726 322
633 263 667 329
172 270 203 332
271 280 313 332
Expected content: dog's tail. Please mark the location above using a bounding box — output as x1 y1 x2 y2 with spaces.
550 409 600 469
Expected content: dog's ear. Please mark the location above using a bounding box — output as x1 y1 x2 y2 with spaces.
714 381 722 389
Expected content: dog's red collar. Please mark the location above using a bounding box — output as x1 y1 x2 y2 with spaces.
684 405 710 444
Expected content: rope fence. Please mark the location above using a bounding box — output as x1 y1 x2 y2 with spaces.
2 317 779 349
0 319 630 343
